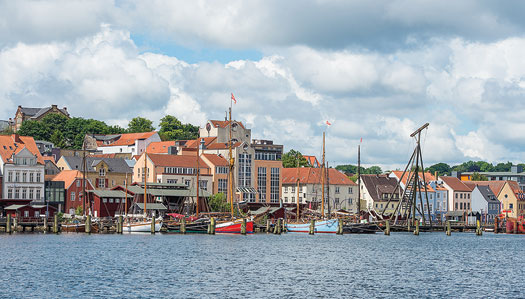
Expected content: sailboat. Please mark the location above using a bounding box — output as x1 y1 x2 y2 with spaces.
286 131 339 233
125 150 162 233
214 93 254 234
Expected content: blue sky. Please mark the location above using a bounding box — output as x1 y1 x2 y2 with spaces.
1 0 525 169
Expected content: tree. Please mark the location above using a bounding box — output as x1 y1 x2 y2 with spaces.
471 172 488 181
281 149 309 168
158 115 199 140
50 130 66 148
366 166 382 175
17 120 48 141
127 117 155 133
208 193 230 212
336 164 382 175
426 163 451 176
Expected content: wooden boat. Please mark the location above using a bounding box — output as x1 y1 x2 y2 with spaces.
61 223 99 233
165 219 209 233
215 219 254 234
124 219 162 233
286 219 339 234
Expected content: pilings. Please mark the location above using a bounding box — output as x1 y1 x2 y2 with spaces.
210 218 215 235
309 219 315 235
494 217 499 234
53 215 59 234
273 218 282 235
151 215 156 234
180 217 186 234
476 219 482 236
337 219 343 235
266 219 270 234
43 217 48 233
384 220 390 235
85 215 91 234
446 220 451 236
241 218 247 235
414 219 419 235
6 214 11 234
117 216 123 234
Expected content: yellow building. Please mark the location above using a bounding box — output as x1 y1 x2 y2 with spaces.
497 181 525 218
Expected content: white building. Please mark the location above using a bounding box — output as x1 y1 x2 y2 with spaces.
85 132 161 157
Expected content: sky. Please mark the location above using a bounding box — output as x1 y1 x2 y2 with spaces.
1 0 525 170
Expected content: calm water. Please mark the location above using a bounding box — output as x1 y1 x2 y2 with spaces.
0 232 523 298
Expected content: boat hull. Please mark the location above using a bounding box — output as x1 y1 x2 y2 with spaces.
286 219 339 234
125 220 162 233
215 220 254 234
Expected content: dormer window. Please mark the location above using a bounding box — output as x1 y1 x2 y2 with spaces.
99 168 106 177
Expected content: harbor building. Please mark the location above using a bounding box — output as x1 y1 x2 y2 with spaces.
359 174 401 215
9 105 70 132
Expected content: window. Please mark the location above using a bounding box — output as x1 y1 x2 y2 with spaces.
34 211 40 218
7 188 13 199
99 168 106 177
455 202 458 210
116 198 120 204
467 193 470 199
460 202 463 209
455 193 458 199
509 203 513 209
216 166 228 174
103 198 107 203
199 180 208 191
270 168 280 203
218 179 228 195
335 198 340 206
348 187 353 194
22 188 26 199
77 180 81 187
109 198 114 203
71 192 75 201
22 172 27 182
36 173 41 182
460 193 463 199
185 180 191 186
7 171 12 182
36 189 41 200
258 167 267 201
15 189 20 199
335 186 340 194
29 188 33 199
467 203 470 209
29 173 34 182
237 153 252 188
24 211 29 218
15 172 20 182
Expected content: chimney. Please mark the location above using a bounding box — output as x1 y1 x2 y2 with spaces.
63 107 67 111
200 138 206 150
12 134 21 143
52 104 57 109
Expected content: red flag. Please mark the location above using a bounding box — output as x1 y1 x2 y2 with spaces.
326 120 331 126
360 137 363 143
231 93 236 104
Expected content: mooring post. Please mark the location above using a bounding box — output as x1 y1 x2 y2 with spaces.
85 215 91 234
211 217 215 235
414 219 420 235
6 214 11 234
13 217 17 232
118 216 123 234
180 217 186 234
385 220 390 235
151 215 156 234
43 216 48 233
241 218 247 235
266 219 270 234
446 220 451 236
513 219 518 234
53 214 59 234
277 218 282 235
476 219 482 236
494 217 499 234
337 219 343 235
207 222 211 234
309 219 315 235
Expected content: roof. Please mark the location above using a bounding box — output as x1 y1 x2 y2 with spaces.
360 174 400 201
98 132 157 147
147 153 208 168
205 142 242 150
440 176 471 192
4 204 27 210
202 153 229 166
391 171 436 185
475 185 499 203
303 155 320 168
61 156 132 173
146 141 176 154
0 134 44 164
89 190 128 198
42 156 56 164
210 120 245 129
282 168 356 185
19 106 69 118
462 171 525 177
463 181 505 196
125 185 210 197
134 203 167 211
184 137 217 149
52 170 91 189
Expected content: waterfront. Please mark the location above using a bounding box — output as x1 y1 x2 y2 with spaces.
0 233 523 298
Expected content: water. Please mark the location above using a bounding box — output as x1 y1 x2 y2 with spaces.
0 232 523 298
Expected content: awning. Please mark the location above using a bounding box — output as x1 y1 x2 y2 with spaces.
445 211 466 217
134 203 167 211
236 187 258 194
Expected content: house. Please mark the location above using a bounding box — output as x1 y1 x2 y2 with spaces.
359 174 401 215
440 176 472 216
428 180 449 222
303 155 321 168
43 156 60 177
496 180 525 219
87 189 129 218
252 139 283 205
56 156 132 190
200 153 229 198
456 165 525 190
389 171 439 220
52 170 94 215
4 204 56 219
282 168 357 211
84 131 161 157
10 105 70 132
43 180 65 212
0 134 45 206
469 185 500 223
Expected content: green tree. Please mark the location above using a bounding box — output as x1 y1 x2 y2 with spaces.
50 130 66 148
75 206 83 216
366 166 382 174
494 162 512 172
335 164 381 175
158 115 199 140
426 163 451 176
208 193 230 212
281 149 309 168
127 117 155 133
17 120 48 140
471 172 488 181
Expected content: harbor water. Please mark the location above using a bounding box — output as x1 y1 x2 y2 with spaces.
0 232 523 298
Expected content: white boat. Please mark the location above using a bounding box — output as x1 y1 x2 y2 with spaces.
125 219 162 232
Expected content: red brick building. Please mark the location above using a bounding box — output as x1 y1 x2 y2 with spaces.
52 170 94 215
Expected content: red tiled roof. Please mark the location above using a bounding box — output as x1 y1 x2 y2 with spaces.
147 153 209 168
282 168 356 185
184 137 217 149
440 176 471 192
462 180 505 195
99 131 157 147
391 171 436 185
202 153 229 166
210 120 245 129
205 142 242 150
91 153 117 158
0 135 44 165
52 170 93 189
42 156 56 164
146 141 176 154
303 155 320 167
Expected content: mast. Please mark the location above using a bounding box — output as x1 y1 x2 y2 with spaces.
124 173 128 217
296 158 300 221
356 144 361 223
321 132 325 218
196 139 200 217
228 104 235 218
326 162 331 217
82 140 87 217
144 149 147 218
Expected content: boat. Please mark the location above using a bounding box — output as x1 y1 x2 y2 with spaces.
215 219 254 234
125 219 162 233
286 219 339 233
61 222 100 233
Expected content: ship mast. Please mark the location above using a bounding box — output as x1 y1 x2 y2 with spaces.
228 103 235 218
124 172 128 217
296 158 300 221
82 140 87 217
144 149 147 218
196 138 200 217
321 132 325 218
356 144 361 223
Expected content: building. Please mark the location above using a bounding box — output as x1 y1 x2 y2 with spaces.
43 156 60 177
84 131 161 157
87 189 129 218
282 168 357 211
469 185 500 223
252 139 283 204
428 180 449 222
0 135 45 206
4 204 56 219
359 174 401 215
303 155 321 168
456 165 525 190
10 105 70 132
389 171 440 220
44 181 65 212
52 170 94 215
201 153 229 198
496 181 525 219
35 140 54 156
56 156 132 190
440 176 472 215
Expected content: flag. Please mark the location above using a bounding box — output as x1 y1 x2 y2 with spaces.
326 120 331 126
231 93 236 104
360 137 362 143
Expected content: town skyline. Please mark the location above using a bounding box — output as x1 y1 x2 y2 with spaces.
2 1 525 169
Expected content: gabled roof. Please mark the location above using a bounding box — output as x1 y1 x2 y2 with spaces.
60 156 132 173
210 120 245 129
19 106 69 118
303 155 320 168
147 153 208 168
42 156 56 164
52 170 93 189
0 134 44 164
440 176 471 192
463 180 505 196
282 168 355 185
184 137 217 149
146 141 176 154
360 174 400 201
391 171 436 185
98 132 157 147
475 185 499 203
202 153 229 166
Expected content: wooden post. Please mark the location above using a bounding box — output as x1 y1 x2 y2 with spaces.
180 217 186 234
266 219 270 234
476 219 482 236
309 219 315 235
446 220 451 236
385 220 390 235
211 217 216 235
43 216 48 233
53 214 59 234
513 219 518 234
13 217 17 232
414 219 419 235
276 218 281 235
85 215 91 234
6 214 11 234
118 215 123 234
337 218 343 235
241 218 247 235
494 217 499 234
151 215 156 234
207 223 211 234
